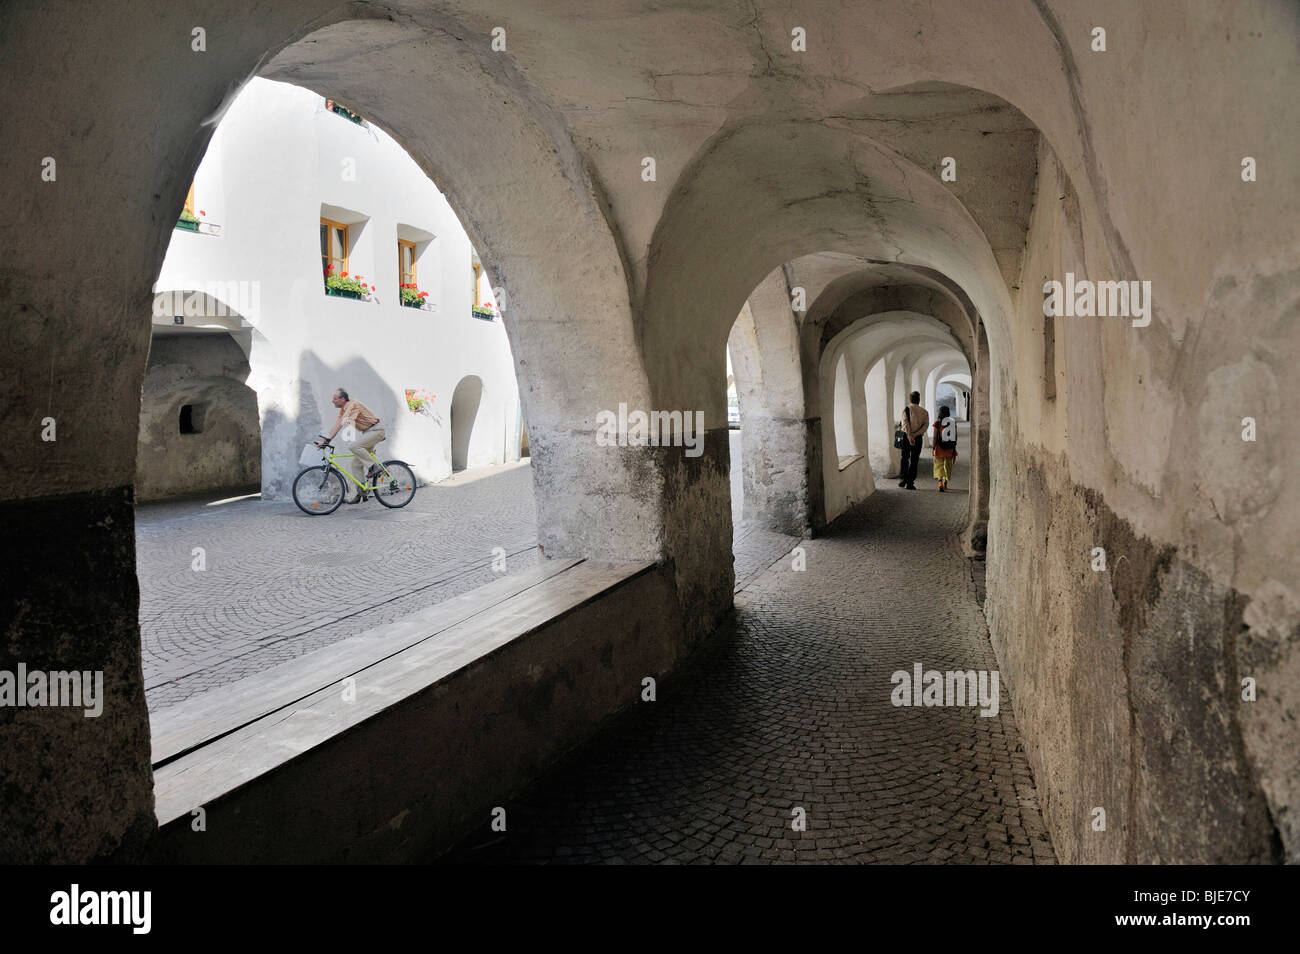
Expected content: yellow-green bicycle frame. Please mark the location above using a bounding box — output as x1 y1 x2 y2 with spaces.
323 446 394 493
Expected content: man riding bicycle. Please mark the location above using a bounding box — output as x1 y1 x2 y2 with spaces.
316 388 386 504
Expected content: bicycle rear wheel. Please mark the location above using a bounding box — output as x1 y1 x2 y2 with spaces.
293 465 346 515
374 460 417 509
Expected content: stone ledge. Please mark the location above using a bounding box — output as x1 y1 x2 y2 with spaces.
149 556 683 862
148 556 583 767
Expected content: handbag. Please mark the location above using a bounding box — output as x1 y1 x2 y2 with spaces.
894 407 909 449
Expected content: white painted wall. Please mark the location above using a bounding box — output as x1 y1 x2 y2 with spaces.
864 358 892 475
832 353 857 458
153 78 521 499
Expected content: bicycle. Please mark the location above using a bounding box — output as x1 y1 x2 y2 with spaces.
292 436 417 515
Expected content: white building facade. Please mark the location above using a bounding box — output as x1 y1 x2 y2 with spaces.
144 77 522 501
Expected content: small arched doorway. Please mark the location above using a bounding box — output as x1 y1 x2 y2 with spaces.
449 374 484 472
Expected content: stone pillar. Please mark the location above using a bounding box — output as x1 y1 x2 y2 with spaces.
964 324 991 553
728 276 811 537
847 355 869 458
865 358 893 475
0 282 158 864
886 355 905 477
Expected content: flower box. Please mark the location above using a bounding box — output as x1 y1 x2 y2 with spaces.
175 219 200 232
399 284 430 309
471 307 495 321
324 267 374 301
325 99 366 125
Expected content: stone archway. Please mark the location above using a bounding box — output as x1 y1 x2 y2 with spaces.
0 6 663 863
3 2 1294 866
815 311 968 525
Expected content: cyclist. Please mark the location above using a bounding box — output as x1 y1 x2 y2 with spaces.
315 388 386 503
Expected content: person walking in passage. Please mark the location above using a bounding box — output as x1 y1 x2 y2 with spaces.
315 388 386 503
898 390 929 490
931 404 957 492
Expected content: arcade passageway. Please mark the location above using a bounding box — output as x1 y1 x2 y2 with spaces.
1 1 1295 866
444 444 1058 864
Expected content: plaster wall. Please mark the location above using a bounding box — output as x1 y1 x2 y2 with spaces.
154 78 521 499
864 359 893 475
831 355 858 459
985 135 1298 862
820 347 873 524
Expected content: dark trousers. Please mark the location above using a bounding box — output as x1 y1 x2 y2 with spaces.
900 436 922 487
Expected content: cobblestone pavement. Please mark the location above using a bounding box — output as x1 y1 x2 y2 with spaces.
138 438 780 710
442 442 1058 864
138 463 541 710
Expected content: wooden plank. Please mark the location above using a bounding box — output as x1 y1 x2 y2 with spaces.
150 557 583 765
154 560 655 824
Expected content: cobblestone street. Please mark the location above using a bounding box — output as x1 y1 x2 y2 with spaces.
138 434 792 710
442 440 1058 864
137 462 542 710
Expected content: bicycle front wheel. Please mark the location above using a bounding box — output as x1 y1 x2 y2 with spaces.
293 465 346 515
374 460 417 509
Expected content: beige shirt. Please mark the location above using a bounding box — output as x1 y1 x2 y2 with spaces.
337 399 380 432
901 402 929 440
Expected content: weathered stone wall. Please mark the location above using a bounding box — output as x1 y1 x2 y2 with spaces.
0 487 156 863
988 445 1282 862
137 334 260 501
729 277 812 536
985 127 1298 862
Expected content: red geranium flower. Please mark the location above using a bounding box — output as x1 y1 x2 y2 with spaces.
341 271 349 277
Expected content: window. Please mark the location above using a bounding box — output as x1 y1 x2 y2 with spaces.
324 98 366 125
471 262 482 306
177 182 202 231
179 403 206 434
321 218 349 277
398 239 417 286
